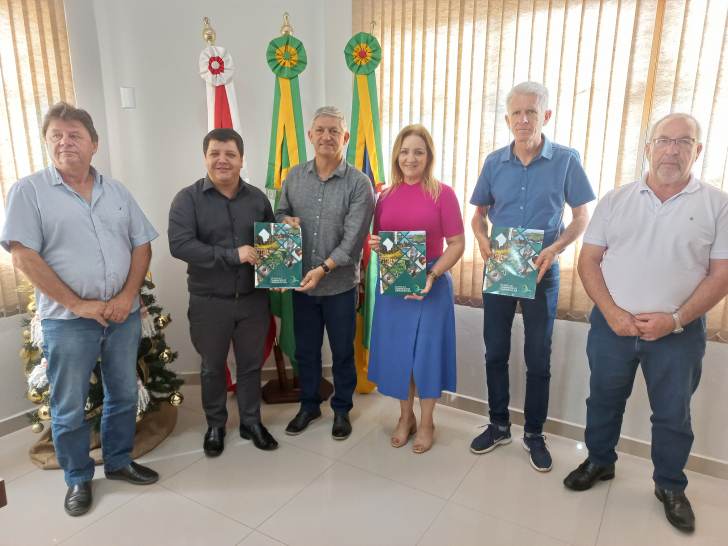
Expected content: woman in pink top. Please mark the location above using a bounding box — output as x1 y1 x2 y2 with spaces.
368 125 465 453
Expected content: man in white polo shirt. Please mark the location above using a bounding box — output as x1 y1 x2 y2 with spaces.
563 113 728 533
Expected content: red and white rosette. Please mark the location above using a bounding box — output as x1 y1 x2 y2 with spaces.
199 45 249 180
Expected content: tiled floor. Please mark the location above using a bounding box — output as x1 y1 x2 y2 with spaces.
1 385 727 545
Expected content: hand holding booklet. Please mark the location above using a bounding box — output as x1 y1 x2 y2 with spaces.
378 231 427 295
254 222 303 289
483 227 544 299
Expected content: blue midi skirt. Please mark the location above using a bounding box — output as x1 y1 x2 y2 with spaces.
368 258 457 400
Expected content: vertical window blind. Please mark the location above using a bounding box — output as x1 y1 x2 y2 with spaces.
0 0 75 316
352 0 728 342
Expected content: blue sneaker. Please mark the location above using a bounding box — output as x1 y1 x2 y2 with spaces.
470 423 511 454
523 434 553 472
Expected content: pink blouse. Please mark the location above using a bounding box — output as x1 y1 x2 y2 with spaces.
373 182 464 259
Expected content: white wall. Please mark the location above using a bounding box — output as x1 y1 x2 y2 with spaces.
2 0 726 466
455 306 728 463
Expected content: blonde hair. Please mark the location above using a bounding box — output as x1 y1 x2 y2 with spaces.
383 124 441 201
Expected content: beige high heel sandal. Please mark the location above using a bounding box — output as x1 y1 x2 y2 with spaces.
391 416 417 447
413 424 435 453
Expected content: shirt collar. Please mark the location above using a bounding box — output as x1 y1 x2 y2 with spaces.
203 175 247 197
50 163 101 186
502 134 553 163
307 156 348 181
638 172 700 195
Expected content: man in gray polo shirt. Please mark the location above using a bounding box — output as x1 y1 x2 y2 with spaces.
1 102 160 516
277 106 375 440
564 114 728 533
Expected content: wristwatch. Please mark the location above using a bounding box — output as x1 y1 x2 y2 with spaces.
672 312 683 334
427 270 439 282
318 262 330 275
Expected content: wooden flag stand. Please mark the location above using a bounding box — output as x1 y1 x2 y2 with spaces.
261 339 333 404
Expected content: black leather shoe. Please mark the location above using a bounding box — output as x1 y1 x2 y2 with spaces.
655 486 695 532
203 427 226 457
105 461 159 485
563 459 615 491
64 481 92 516
332 412 352 440
285 409 322 435
240 422 278 450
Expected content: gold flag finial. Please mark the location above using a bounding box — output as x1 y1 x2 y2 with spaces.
202 17 216 46
281 12 294 36
370 21 376 34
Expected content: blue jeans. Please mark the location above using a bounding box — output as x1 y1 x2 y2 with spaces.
482 262 560 434
292 286 358 413
42 310 141 486
585 305 705 492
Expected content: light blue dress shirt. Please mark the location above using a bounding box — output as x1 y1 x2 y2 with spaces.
470 135 596 248
1 165 158 320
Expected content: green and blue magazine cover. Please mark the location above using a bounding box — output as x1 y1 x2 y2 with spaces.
254 223 302 289
483 227 544 299
378 231 427 296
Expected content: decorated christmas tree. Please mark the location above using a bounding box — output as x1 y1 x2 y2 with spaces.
20 271 185 436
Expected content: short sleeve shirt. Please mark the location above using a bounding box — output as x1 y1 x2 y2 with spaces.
373 182 464 259
469 135 596 248
583 174 728 315
1 165 159 320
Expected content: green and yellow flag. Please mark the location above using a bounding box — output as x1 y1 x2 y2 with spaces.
265 34 308 373
345 32 385 393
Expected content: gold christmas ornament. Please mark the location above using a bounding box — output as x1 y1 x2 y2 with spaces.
160 349 173 363
27 389 43 403
31 422 44 433
145 270 155 289
23 329 31 340
136 410 143 423
27 301 37 315
170 392 184 406
38 405 51 420
155 315 169 329
28 293 35 303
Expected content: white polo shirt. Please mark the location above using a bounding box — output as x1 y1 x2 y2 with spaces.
583 173 728 315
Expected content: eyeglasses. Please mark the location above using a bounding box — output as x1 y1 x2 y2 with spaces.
651 138 698 150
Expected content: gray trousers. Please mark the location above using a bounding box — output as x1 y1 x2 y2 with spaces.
188 291 270 428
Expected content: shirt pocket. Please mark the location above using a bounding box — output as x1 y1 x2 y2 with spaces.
104 205 131 236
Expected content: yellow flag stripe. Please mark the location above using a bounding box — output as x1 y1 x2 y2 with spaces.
274 77 302 190
355 74 382 186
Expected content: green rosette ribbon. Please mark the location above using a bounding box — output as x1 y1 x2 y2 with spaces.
266 35 307 79
344 32 382 75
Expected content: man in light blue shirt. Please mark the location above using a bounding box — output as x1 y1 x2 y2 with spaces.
1 102 159 516
469 82 596 471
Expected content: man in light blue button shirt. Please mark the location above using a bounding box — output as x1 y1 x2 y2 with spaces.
469 83 596 471
1 103 160 516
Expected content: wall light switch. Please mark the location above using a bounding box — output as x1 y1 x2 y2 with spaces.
120 87 136 109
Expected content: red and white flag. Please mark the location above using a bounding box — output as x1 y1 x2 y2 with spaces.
199 45 249 181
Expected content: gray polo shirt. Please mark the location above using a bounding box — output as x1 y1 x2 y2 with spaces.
276 157 375 296
0 165 159 320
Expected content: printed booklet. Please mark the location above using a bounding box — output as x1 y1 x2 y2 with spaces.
482 227 544 299
254 222 302 289
378 231 427 295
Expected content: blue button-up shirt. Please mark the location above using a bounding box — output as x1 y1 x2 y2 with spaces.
470 135 596 248
1 165 158 320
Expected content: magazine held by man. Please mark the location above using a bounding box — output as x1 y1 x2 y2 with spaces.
254 222 303 289
378 231 427 296
483 227 544 299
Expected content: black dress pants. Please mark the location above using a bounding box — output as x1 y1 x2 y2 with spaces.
188 291 270 428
